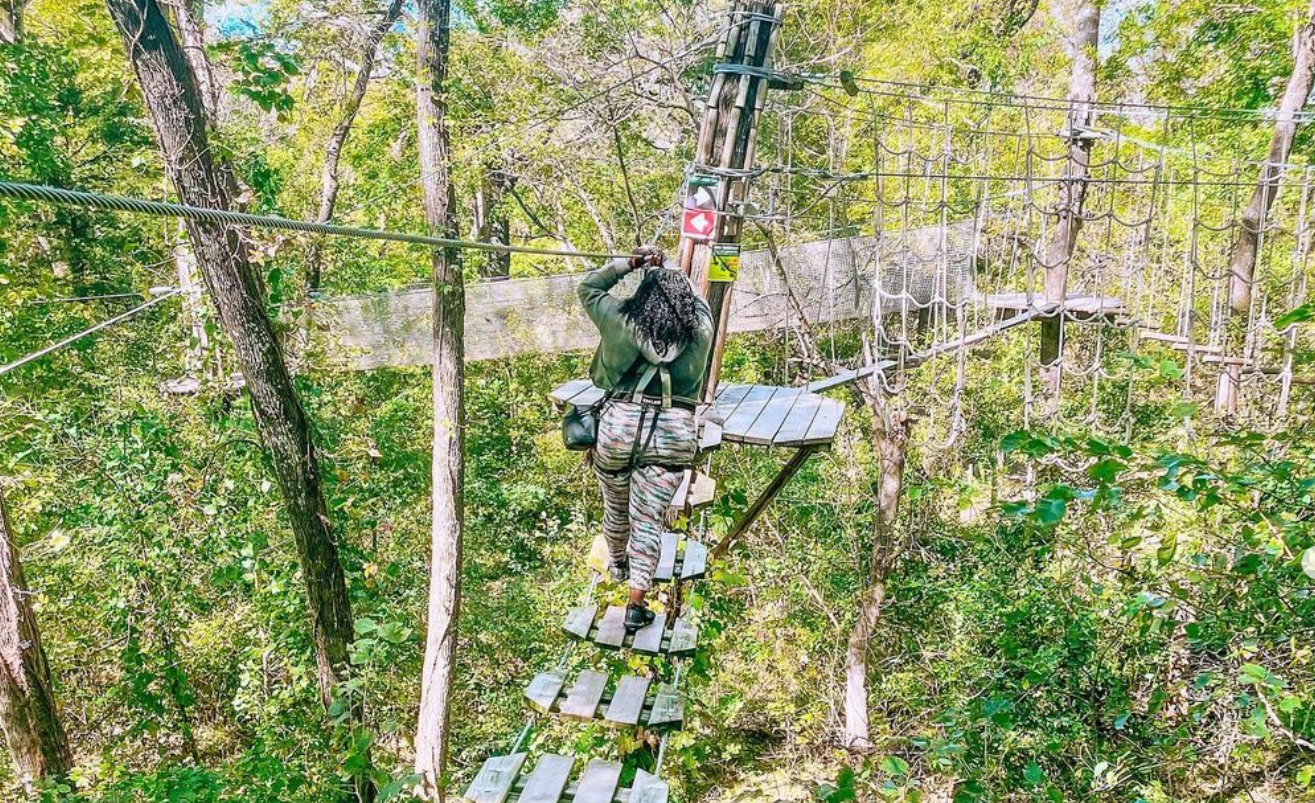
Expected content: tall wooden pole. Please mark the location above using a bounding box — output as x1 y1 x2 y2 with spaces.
1214 0 1315 416
679 0 784 401
1038 0 1099 418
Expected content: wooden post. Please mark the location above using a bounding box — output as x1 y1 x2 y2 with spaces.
679 0 784 401
1214 0 1315 416
1038 0 1099 416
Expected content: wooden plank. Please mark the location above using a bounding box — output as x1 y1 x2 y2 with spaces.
550 378 593 406
461 753 527 803
668 470 693 512
573 759 623 803
572 385 606 407
559 671 608 721
710 383 752 419
742 388 803 445
654 534 678 582
680 539 708 581
630 613 668 655
698 418 723 451
721 385 779 437
524 672 565 714
603 675 652 727
646 684 685 729
800 398 845 446
770 394 823 446
563 605 596 640
629 769 671 803
594 606 628 649
687 472 716 508
518 755 574 803
667 617 698 656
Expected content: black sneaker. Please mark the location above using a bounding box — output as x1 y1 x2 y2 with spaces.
624 603 656 633
609 558 630 584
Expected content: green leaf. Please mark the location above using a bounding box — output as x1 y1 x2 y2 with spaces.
1238 663 1284 690
1169 401 1198 418
1296 765 1315 788
1157 531 1178 564
1275 303 1315 329
1034 496 1067 525
880 756 910 777
1023 761 1045 786
1089 458 1125 484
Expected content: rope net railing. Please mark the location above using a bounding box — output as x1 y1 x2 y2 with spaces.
730 79 1314 444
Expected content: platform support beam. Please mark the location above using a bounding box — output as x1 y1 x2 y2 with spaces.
711 445 819 559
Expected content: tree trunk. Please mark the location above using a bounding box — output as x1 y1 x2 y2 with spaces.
308 0 406 291
413 0 464 798
842 387 908 752
162 0 218 118
105 0 355 708
1214 0 1315 415
0 485 72 794
1038 0 1099 417
0 0 23 44
471 166 513 279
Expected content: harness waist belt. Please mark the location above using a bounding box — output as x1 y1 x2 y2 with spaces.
608 392 696 412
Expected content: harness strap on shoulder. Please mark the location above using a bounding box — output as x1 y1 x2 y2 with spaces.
630 363 659 404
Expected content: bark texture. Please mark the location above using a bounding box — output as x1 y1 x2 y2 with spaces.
105 0 354 707
308 0 406 290
0 0 22 44
0 485 72 794
471 166 513 279
413 0 465 797
162 0 217 117
1214 0 1315 415
1038 0 1099 415
842 388 909 751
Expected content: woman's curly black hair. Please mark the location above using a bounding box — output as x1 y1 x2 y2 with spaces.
620 268 700 355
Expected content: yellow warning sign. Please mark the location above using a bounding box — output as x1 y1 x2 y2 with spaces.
709 250 740 282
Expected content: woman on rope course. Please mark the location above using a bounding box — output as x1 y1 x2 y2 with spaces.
579 244 714 632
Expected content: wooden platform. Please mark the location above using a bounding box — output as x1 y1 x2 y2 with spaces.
563 606 698 656
460 754 668 803
525 670 685 730
549 381 845 449
984 292 1125 320
1137 329 1224 354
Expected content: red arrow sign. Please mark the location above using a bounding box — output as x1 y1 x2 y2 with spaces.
682 209 716 239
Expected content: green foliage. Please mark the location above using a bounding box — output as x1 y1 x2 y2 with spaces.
4 0 1315 800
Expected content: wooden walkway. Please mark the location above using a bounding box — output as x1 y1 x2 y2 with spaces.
549 380 845 449
985 292 1126 321
525 670 685 730
462 755 668 803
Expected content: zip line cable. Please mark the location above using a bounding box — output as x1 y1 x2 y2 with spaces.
0 181 630 260
0 289 182 378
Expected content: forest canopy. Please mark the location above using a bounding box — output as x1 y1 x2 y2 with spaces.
1 0 1314 801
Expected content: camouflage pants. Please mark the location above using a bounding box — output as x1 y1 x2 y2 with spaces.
593 399 697 592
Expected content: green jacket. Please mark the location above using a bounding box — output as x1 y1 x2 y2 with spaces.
578 259 715 406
